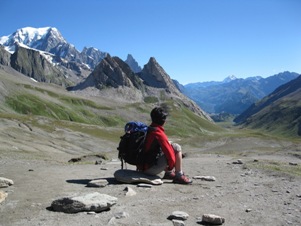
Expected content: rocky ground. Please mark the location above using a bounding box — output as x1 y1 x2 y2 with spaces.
0 118 301 226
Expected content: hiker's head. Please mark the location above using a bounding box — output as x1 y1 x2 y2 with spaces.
150 107 168 125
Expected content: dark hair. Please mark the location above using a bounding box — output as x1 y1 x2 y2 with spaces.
150 107 168 125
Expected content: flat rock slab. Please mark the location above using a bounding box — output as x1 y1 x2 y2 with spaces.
51 192 117 213
114 169 163 185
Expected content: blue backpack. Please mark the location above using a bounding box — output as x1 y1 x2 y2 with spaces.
117 121 148 169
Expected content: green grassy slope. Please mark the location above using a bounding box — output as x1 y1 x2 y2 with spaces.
0 67 223 144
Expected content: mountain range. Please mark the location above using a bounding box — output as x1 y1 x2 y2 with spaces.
0 27 107 70
0 26 211 121
1 26 300 137
183 72 299 115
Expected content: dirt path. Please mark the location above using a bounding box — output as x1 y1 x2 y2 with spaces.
1 149 301 226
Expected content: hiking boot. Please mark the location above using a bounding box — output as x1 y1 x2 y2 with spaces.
163 171 176 180
173 174 192 184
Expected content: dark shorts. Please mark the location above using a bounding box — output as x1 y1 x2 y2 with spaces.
144 142 181 176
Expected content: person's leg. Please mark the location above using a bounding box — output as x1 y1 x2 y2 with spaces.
170 142 192 184
174 150 183 173
170 142 183 174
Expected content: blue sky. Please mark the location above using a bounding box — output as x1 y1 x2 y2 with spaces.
1 0 300 84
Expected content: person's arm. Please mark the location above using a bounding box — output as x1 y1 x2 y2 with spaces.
157 133 176 170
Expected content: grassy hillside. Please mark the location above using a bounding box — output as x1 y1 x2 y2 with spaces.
0 67 224 146
243 98 301 138
236 75 301 138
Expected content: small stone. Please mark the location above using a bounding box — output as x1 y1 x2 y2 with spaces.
168 211 189 221
289 162 298 166
137 183 152 188
0 190 8 203
246 208 252 212
192 176 216 181
0 177 14 188
232 159 243 164
124 186 137 196
87 211 96 215
172 219 185 226
114 211 129 219
87 179 108 187
95 160 103 165
202 213 225 225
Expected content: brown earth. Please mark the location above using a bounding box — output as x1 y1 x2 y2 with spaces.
0 118 301 226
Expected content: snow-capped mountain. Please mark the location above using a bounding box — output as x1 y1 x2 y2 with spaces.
0 27 65 53
0 27 107 69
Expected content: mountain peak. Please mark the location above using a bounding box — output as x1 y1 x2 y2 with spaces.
0 26 65 53
139 57 171 89
223 75 237 83
125 54 141 73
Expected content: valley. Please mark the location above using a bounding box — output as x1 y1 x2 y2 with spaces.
0 64 300 225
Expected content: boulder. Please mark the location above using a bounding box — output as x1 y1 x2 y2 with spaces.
114 169 163 185
51 192 117 213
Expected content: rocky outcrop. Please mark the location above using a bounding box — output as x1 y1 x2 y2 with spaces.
0 45 11 66
73 55 212 121
10 45 72 86
138 57 212 120
139 57 179 93
73 54 144 90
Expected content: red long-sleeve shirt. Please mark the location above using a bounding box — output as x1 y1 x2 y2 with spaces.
140 123 176 171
